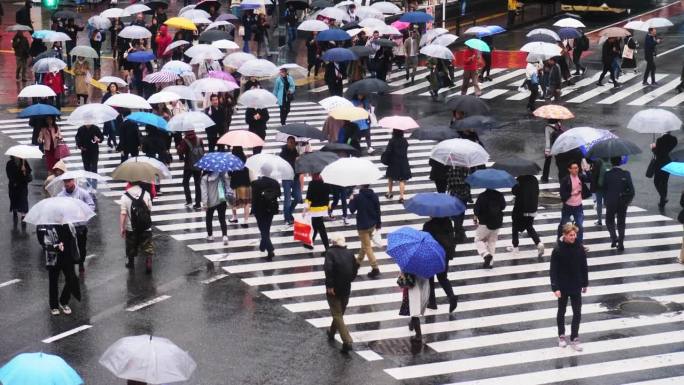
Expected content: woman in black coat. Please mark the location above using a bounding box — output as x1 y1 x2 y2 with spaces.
550 223 588 351
304 174 331 251
423 216 459 313
245 107 269 154
6 156 32 225
651 132 678 209
383 130 411 203
229 146 251 228
43 224 81 315
509 175 544 257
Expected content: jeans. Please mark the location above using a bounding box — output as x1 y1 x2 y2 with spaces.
598 62 617 84
256 213 274 253
183 169 202 206
282 179 301 223
643 58 656 84
557 292 582 340
311 216 329 250
242 31 252 53
594 192 604 223
558 204 584 242
286 26 297 50
206 202 227 237
356 228 377 268
606 203 628 244
327 294 352 344
48 264 77 309
330 186 349 217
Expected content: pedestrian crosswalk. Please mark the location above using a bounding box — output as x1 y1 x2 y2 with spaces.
1 102 683 384
305 66 684 107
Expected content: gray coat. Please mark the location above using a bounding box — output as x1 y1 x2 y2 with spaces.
201 172 231 208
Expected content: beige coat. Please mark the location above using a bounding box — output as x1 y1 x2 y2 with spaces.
73 60 90 95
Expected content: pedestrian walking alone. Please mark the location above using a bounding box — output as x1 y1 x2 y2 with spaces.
550 223 588 352
404 28 420 83
525 60 541 112
572 30 588 75
273 68 295 126
251 164 281 260
325 61 344 97
603 157 634 252
117 109 141 162
57 178 95 275
42 224 81 316
642 27 661 86
588 157 610 226
205 95 226 152
324 236 359 353
306 32 321 77
651 131 677 210
473 187 506 269
507 174 544 257
676 62 684 93
12 31 30 82
75 123 104 188
280 136 301 225
229 146 251 228
597 37 619 87
446 166 471 243
246 106 269 154
201 171 231 245
423 216 459 312
382 129 411 203
6 156 32 227
303 173 331 252
541 119 564 183
73 56 91 104
120 181 154 273
37 116 62 170
558 161 590 244
460 48 480 96
399 272 430 341
349 184 382 278
621 34 638 74
177 130 204 209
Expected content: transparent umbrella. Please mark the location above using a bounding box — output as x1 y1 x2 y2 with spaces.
68 103 119 125
24 197 96 225
246 154 295 181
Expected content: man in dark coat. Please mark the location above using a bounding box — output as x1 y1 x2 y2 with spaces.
572 30 588 75
423 217 458 312
473 188 506 269
117 110 140 163
246 107 269 154
12 31 30 82
508 174 544 257
205 94 226 152
251 164 281 260
642 27 661 85
75 124 104 185
597 37 619 87
349 184 381 278
603 157 634 252
325 61 344 97
652 132 677 210
324 236 359 353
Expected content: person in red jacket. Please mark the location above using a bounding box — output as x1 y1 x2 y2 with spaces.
461 47 481 96
43 70 64 110
155 25 172 64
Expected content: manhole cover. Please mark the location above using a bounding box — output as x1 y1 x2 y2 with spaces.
618 300 668 315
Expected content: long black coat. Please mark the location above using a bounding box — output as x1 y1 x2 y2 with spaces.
422 217 456 260
384 136 411 181
603 167 634 208
117 119 140 153
550 239 588 295
511 175 539 231
6 158 31 213
245 108 269 140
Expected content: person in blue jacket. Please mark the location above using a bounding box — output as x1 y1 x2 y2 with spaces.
273 68 295 125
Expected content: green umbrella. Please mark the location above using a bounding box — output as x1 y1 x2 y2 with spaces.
465 38 490 52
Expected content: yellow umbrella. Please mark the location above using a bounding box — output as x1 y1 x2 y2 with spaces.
89 79 107 91
164 17 197 31
329 106 369 121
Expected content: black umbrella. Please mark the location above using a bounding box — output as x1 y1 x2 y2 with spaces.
450 115 504 131
377 38 397 48
295 151 339 174
348 45 373 57
53 10 79 20
196 0 222 12
491 156 541 177
278 123 327 141
344 78 389 98
199 29 232 43
526 34 559 44
321 142 359 156
285 0 309 10
145 0 169 10
310 0 334 9
586 138 642 159
446 95 490 115
411 127 459 141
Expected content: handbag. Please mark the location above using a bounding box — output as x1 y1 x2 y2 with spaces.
645 158 656 178
54 141 71 159
371 229 382 247
293 214 313 246
396 273 415 289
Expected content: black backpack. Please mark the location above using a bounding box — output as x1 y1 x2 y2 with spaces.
184 138 205 170
261 186 279 215
126 190 152 232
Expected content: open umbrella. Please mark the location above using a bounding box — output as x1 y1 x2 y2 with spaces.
627 109 682 134
5 145 43 159
167 111 214 132
553 17 586 28
319 7 349 21
163 85 201 101
277 63 307 79
119 25 152 39
69 45 99 59
184 44 224 60
491 156 541 177
344 78 388 98
526 33 560 44
318 96 353 111
295 151 339 174
623 20 647 31
45 170 108 197
163 60 193 74
163 40 190 56
391 20 411 31
466 168 517 189
310 0 333 9
24 197 96 225
320 142 359 156
99 335 196 384
371 1 401 14
98 76 128 87
18 84 56 98
321 157 382 186
217 129 265 147
195 0 222 12
378 116 419 131
349 45 374 57
238 89 278 108
212 39 240 50
404 193 465 217
105 93 152 110
520 41 562 57
357 6 384 20
432 34 459 46
199 29 232 43
112 159 169 183
190 78 239 94
43 31 72 43
387 227 445 278
550 126 612 155
238 59 278 78
88 15 112 30
195 152 245 173
32 58 67 73
420 44 454 60
411 127 459 141
246 154 295 181
164 16 197 31
101 8 130 18
316 28 352 41
297 19 329 32
359 18 385 28
644 17 674 29
180 8 211 19
430 138 489 167
18 103 61 118
223 52 257 68
533 104 574 120
127 112 168 130
68 103 119 125
661 162 684 177
127 50 156 63
465 38 490 52
557 27 582 40
400 11 434 24
146 0 170 10
321 47 358 62
147 91 181 104
207 70 236 83
526 28 561 41
446 95 490 115
450 115 503 131
6 24 32 32
600 27 630 38
586 138 641 159
420 28 449 46
123 156 172 179
279 123 326 140
0 352 83 385
125 3 152 14
329 106 369 121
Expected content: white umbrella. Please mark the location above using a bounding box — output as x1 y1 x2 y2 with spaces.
18 84 56 98
148 91 181 104
278 63 307 79
375 24 401 36
223 52 257 69
370 1 402 14
98 76 128 87
45 170 108 197
420 44 454 60
162 85 201 101
101 8 130 18
319 7 350 21
420 27 449 46
6 24 32 32
335 0 361 8
321 158 382 186
238 89 278 108
69 45 99 59
550 126 613 155
179 4 196 14
119 26 152 39
346 28 363 37
646 17 674 29
520 41 562 57
191 16 213 25
180 9 211 20
356 6 384 20
124 3 151 14
297 19 329 32
238 59 278 78
627 109 682 134
526 28 561 41
359 18 385 28
88 15 112 30
464 26 490 35
319 96 353 111
190 78 238 93
143 70 179 84
429 139 489 167
24 197 96 225
32 58 67 73
104 93 153 110
432 33 459 46
206 21 235 31
212 39 240 50
246 154 295 181
624 20 647 30
123 157 172 179
162 60 193 74
553 18 586 28
5 145 43 159
167 111 215 132
99 335 196 385
68 103 119 125
163 40 190 55
184 44 223 59
43 31 71 43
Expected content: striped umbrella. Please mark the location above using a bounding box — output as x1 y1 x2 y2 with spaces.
143 70 179 84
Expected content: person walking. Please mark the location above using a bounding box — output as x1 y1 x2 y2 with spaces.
306 32 320 77
603 157 634 252
117 109 141 162
506 0 518 28
88 27 104 70
349 184 382 278
589 157 610 226
507 174 544 257
460 48 480 96
12 31 30 83
479 35 493 82
280 136 301 226
204 94 226 152
651 131 677 210
404 28 420 83
550 223 588 352
351 94 373 153
423 216 459 312
176 130 204 209
473 187 506 269
42 224 81 315
400 272 430 341
254 13 270 59
229 146 251 228
75 123 104 188
642 27 661 86
284 4 298 51
558 161 590 244
572 30 588 75
525 60 541 112
201 171 231 245
546 57 563 100
246 106 269 154
621 34 638 74
446 166 471 243
324 61 344 96
120 181 154 273
597 37 619 87
382 129 411 203
241 10 256 53
57 178 95 275
303 173 331 252
73 56 91 105
541 119 564 183
273 68 295 126
6 156 32 227
324 235 359 353
429 158 448 193
37 116 62 170
251 164 281 260
102 84 120 150
43 70 64 110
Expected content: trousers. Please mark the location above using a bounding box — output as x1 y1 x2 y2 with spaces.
557 292 582 340
48 264 77 309
206 202 227 237
183 169 202 206
474 225 499 257
605 203 628 243
256 213 274 253
311 216 329 250
356 228 377 268
558 204 584 242
327 294 352 344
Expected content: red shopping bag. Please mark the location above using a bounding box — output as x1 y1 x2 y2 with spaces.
293 215 313 246
54 141 71 159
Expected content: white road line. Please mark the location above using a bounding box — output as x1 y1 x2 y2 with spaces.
624 376 684 385
0 279 22 288
567 73 638 103
125 295 171 311
200 274 229 284
659 91 684 107
356 350 383 361
628 78 682 106
42 325 93 344
597 74 667 104
479 89 509 99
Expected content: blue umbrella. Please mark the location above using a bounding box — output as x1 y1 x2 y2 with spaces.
32 30 53 39
662 162 684 177
240 3 261 9
18 103 61 118
127 50 156 63
127 112 168 131
387 227 446 279
0 352 83 385
466 169 517 189
399 11 434 23
404 192 465 217
321 47 358 62
485 25 506 35
558 27 581 40
316 28 351 42
465 38 491 52
195 152 245 172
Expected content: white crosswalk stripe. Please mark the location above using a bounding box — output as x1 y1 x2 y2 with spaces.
1 97 683 384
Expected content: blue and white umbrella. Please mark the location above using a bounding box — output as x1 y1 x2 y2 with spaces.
194 152 245 172
465 169 517 189
316 28 351 41
127 112 168 131
0 352 83 385
662 162 684 177
558 27 581 40
387 227 446 279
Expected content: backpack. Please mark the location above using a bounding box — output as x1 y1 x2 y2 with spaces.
126 190 152 232
184 138 204 170
261 185 279 215
579 35 589 51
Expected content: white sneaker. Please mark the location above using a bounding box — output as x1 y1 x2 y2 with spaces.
59 304 72 315
570 338 583 352
50 308 60 316
343 217 350 225
207 235 214 241
537 243 545 257
184 203 193 208
367 146 374 154
222 235 229 245
558 335 567 348
505 246 519 253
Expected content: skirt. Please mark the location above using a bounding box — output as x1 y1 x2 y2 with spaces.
234 186 251 205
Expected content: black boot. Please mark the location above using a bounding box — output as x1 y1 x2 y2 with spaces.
125 257 134 269
449 295 459 312
410 317 422 341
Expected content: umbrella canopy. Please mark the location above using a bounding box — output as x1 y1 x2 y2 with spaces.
127 112 168 130
321 157 382 186
551 126 613 155
238 89 278 108
533 104 574 120
146 0 170 10
297 19 329 32
319 7 350 21
400 11 434 23
430 138 489 167
33 50 60 62
199 29 232 43
446 95 490 115
167 111 214 132
125 3 152 14
123 156 172 179
68 103 119 125
359 18 385 28
465 38 490 52
349 45 374 57
88 15 112 30
319 96 353 111
295 151 339 174
18 103 61 118
277 63 308 79
491 156 541 177
101 8 130 18
207 70 237 82
557 27 582 40
238 59 278 78
163 40 190 55
246 154 295 181
180 8 211 19
466 168 517 189
371 1 401 14
0 352 83 385
404 193 465 217
5 144 43 159
217 129 265 147
661 162 684 177
586 138 642 159
316 28 352 41
600 27 630 38
223 52 257 68
6 24 32 32
112 159 169 183
43 31 72 43
411 127 459 141
162 60 193 74
520 41 561 57
420 28 449 46
450 115 503 131
278 123 326 140
18 84 56 98
432 34 459 46
99 76 128 86
553 17 586 28
320 142 359 156
378 116 419 131
32 58 67 73
344 78 388 98
627 109 682 134
147 91 181 104
45 170 108 196
69 45 99 59
164 16 197 31
190 78 238 94
162 85 201 101
391 20 411 30
623 20 647 30
143 70 179 84
357 6 384 20
212 39 240 50
526 28 561 41
311 0 334 8
24 197 96 225
127 50 156 63
329 106 369 121
526 33 559 44
99 335 196 384
387 227 446 278
105 93 152 110
321 47 358 62
420 44 454 59
217 13 240 21
194 152 245 173
195 0 222 11
119 25 152 39
184 44 224 60
644 17 674 29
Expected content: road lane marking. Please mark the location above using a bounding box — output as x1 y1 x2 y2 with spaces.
42 325 93 344
356 350 383 361
125 295 171 312
0 279 21 288
200 274 229 284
